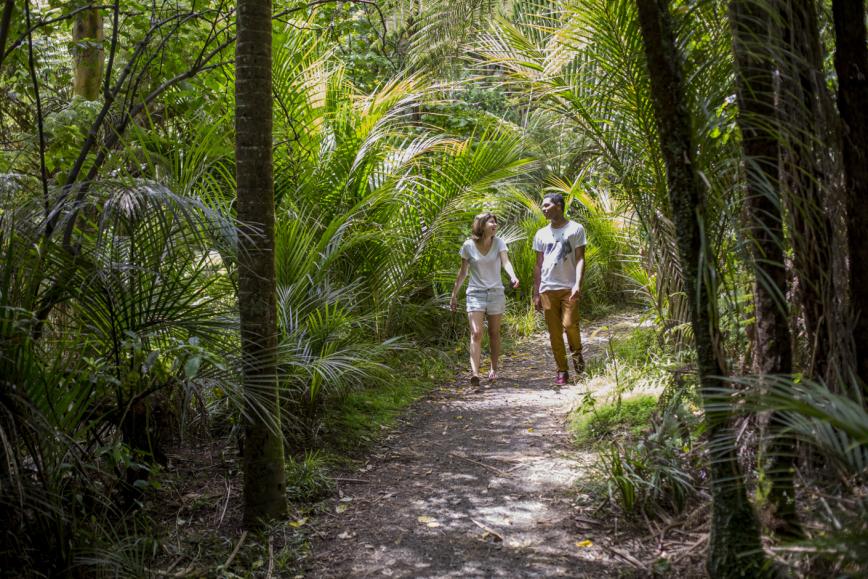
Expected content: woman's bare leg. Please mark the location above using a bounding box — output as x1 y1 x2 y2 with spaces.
487 314 502 380
468 311 485 379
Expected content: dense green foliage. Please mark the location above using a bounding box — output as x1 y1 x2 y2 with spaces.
1 0 865 576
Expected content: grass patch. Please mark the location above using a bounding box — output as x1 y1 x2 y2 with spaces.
584 325 660 381
608 325 659 365
321 348 454 452
504 300 544 339
571 394 658 444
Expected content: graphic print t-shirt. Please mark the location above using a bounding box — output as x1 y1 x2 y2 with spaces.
532 221 587 292
459 237 507 291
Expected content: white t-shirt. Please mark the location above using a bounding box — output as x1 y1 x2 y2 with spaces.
459 237 508 291
532 220 587 292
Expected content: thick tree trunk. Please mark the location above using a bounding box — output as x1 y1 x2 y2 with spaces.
236 0 287 526
72 8 104 100
776 0 836 382
635 0 767 575
729 0 801 539
832 0 868 393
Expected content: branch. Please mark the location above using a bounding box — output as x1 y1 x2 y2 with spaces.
45 8 206 237
49 0 359 243
61 55 233 248
23 0 48 216
103 0 120 100
2 3 117 65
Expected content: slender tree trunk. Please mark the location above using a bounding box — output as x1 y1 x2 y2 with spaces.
236 0 287 526
635 0 767 575
0 0 14 71
72 7 104 100
775 0 836 383
832 0 868 394
729 0 801 539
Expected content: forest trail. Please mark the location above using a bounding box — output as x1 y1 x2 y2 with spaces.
305 313 648 578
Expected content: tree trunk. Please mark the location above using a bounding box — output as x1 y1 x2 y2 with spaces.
72 7 104 100
635 0 767 575
0 0 14 71
729 0 801 539
236 0 287 526
775 0 836 383
832 0 868 394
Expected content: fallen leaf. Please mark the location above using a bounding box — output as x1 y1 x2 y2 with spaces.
576 539 594 548
337 531 353 539
336 503 349 514
417 515 440 527
289 518 308 528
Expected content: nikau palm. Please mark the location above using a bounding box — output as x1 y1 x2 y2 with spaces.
235 0 286 526
635 0 765 573
729 0 800 538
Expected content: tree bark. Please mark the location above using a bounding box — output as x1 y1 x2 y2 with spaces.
832 0 868 393
72 7 104 100
775 0 836 383
729 0 801 539
236 0 287 526
635 0 767 575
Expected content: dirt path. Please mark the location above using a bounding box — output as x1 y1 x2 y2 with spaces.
305 313 646 578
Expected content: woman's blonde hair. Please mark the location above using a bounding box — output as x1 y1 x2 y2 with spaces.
470 212 497 241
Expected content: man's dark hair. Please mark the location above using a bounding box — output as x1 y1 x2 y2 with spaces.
543 192 565 212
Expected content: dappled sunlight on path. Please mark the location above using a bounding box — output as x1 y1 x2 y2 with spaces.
306 313 646 578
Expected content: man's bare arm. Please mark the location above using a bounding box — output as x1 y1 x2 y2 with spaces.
570 245 586 301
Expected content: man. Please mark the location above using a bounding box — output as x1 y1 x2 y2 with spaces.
533 193 586 386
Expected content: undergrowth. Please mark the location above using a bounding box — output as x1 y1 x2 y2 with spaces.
135 344 457 578
571 322 705 521
321 347 455 452
572 394 658 443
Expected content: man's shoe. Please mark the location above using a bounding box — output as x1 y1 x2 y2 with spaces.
555 371 568 386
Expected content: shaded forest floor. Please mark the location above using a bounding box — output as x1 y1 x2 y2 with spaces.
148 312 708 577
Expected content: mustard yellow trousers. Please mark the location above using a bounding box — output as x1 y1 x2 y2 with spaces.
540 289 583 372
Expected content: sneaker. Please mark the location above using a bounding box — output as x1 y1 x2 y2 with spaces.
555 371 568 386
470 375 481 389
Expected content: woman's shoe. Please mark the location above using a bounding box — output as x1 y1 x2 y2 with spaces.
555 371 569 386
470 375 481 388
488 369 497 381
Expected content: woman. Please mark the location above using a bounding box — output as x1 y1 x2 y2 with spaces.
450 212 520 387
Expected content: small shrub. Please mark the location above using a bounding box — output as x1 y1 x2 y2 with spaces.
597 408 702 517
572 394 659 443
285 451 334 503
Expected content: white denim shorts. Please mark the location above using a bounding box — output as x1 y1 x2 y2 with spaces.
466 287 506 315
